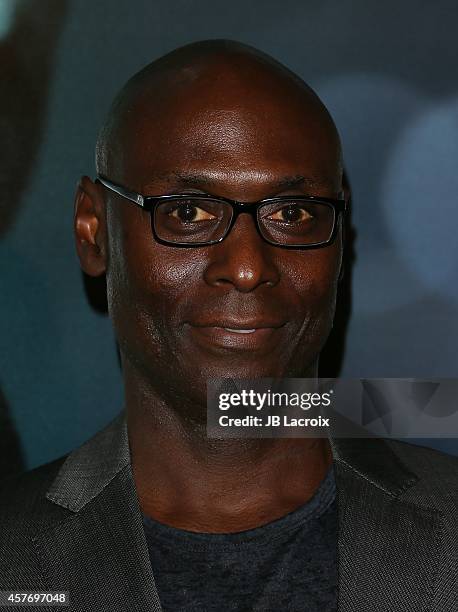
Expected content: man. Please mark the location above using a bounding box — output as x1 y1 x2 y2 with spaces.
0 40 457 612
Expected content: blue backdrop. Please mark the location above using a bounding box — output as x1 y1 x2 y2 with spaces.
1 0 457 476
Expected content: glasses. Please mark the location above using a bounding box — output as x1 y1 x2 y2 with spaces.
96 175 347 249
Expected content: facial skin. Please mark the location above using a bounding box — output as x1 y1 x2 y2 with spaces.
74 41 346 532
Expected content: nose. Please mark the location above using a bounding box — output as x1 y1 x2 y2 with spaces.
203 213 281 292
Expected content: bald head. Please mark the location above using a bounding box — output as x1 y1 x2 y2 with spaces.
95 40 342 187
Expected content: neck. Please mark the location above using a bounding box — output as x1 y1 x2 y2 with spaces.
124 359 333 533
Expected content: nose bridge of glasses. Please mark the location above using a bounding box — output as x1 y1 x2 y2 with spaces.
223 199 269 244
191 196 262 235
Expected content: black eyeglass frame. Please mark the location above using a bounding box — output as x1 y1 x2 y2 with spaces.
96 175 348 249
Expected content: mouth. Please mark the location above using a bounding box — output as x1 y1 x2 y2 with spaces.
186 321 285 351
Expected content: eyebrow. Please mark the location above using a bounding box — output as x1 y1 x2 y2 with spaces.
273 175 327 190
152 171 330 191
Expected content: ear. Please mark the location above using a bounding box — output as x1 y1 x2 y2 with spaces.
338 177 351 283
74 175 107 277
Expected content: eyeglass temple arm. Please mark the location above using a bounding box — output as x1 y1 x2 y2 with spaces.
96 176 145 208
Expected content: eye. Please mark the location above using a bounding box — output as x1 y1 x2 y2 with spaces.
267 204 313 223
169 201 217 223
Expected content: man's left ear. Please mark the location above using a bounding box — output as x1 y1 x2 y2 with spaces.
74 175 107 277
338 181 350 283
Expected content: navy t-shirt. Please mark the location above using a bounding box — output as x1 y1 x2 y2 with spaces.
142 466 338 611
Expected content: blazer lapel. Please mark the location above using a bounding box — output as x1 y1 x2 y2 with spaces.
331 437 443 612
33 410 163 612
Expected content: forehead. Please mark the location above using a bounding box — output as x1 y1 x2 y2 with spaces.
115 70 342 194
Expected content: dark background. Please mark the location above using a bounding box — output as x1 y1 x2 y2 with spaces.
1 0 457 477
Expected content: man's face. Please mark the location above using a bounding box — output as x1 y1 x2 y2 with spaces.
102 73 343 409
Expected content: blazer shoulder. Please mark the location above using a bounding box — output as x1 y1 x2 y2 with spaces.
388 439 458 474
0 455 69 535
387 439 458 502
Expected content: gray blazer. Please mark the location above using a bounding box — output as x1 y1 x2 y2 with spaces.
0 410 457 611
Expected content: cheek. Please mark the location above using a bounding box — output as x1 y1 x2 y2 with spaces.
282 241 342 356
105 207 204 342
281 244 341 372
286 240 342 325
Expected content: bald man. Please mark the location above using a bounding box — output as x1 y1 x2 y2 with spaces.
1 41 457 612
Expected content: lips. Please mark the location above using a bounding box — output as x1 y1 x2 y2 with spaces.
189 319 285 330
186 320 286 351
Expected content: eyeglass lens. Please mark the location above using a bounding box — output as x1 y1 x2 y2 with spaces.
153 198 335 245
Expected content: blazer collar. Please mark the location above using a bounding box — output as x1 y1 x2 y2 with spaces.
46 409 419 512
45 409 130 512
329 434 418 497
